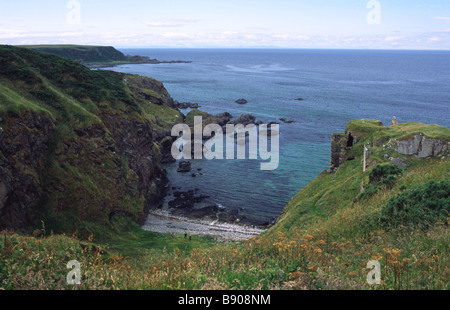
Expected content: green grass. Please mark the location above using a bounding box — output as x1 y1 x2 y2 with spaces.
17 45 128 63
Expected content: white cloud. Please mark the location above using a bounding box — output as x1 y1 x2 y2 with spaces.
385 36 404 42
144 19 200 28
428 36 441 42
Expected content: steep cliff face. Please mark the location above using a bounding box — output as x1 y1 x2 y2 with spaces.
0 45 178 236
0 111 54 229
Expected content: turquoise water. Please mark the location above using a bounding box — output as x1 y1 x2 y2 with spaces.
107 49 450 224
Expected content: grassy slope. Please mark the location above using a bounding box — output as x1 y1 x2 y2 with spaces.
16 45 128 63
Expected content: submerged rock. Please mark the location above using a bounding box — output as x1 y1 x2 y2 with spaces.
279 118 295 124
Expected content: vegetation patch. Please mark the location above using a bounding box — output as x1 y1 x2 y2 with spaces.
373 180 449 229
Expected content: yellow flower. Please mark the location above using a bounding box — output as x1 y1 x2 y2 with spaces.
314 248 323 254
303 234 314 241
276 231 285 238
317 240 326 245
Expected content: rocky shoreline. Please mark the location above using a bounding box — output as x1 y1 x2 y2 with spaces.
142 209 266 241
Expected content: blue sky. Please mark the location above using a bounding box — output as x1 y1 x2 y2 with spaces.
0 0 449 49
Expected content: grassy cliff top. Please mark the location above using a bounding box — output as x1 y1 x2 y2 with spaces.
346 119 450 141
15 44 128 63
0 45 181 126
275 120 449 233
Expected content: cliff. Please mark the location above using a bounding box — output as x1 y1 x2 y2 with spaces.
329 120 450 172
18 45 191 68
273 119 450 232
17 45 129 63
0 45 182 238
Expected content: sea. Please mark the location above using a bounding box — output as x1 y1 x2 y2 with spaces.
105 48 450 225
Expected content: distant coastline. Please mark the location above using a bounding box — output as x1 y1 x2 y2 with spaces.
16 44 192 69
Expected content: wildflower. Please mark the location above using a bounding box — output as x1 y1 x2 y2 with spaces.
276 231 285 238
317 240 326 245
314 248 322 254
303 235 314 241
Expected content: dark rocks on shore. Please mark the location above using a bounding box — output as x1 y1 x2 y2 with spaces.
235 98 248 104
215 112 233 126
177 161 191 172
166 187 273 227
176 102 200 109
233 114 256 126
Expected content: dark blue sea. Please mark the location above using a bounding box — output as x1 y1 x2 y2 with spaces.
106 48 450 224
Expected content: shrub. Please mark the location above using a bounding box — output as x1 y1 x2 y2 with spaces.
376 180 449 229
359 165 403 200
369 164 403 184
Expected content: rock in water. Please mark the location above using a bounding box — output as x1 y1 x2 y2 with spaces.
177 161 191 172
279 118 295 124
177 102 200 109
235 98 248 104
233 114 256 126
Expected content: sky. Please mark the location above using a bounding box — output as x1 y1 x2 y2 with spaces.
0 0 450 49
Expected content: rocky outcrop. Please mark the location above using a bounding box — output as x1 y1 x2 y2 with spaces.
215 112 233 126
329 132 355 172
0 111 55 230
233 114 256 126
103 115 169 222
387 134 449 158
177 161 192 173
125 75 177 108
176 102 200 109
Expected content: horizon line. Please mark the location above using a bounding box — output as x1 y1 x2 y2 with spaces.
9 43 450 52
